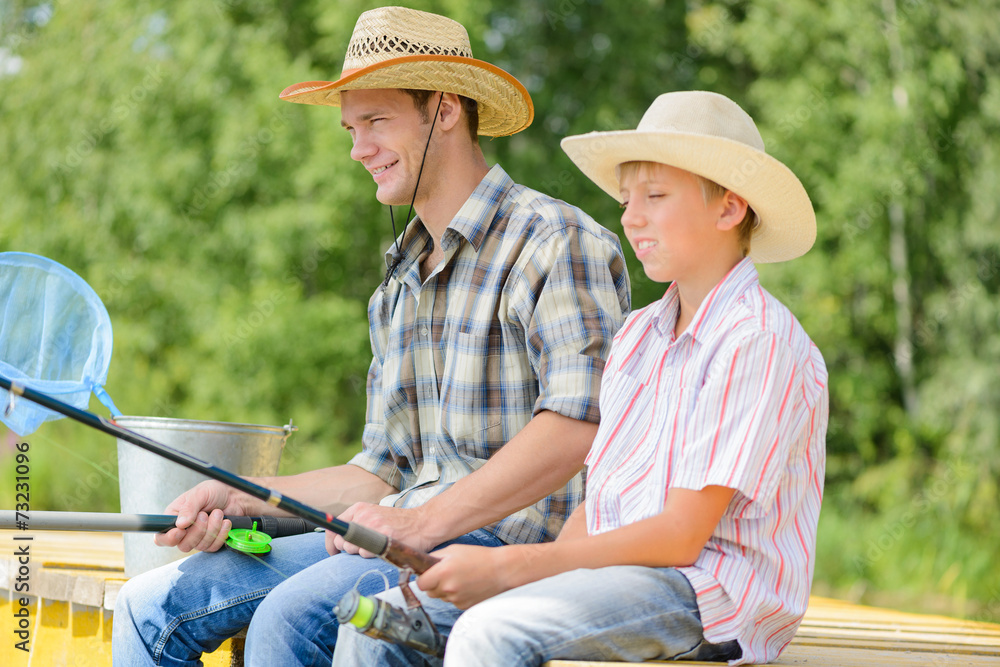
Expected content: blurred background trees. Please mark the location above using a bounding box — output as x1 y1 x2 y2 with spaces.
2 0 999 619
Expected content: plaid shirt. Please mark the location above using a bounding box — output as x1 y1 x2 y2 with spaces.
349 165 630 545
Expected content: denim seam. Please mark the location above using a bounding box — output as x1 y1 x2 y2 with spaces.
152 587 274 664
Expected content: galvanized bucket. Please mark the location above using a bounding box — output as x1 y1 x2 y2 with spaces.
115 416 294 577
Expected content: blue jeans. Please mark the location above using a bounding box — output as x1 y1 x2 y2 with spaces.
333 566 742 666
112 529 504 666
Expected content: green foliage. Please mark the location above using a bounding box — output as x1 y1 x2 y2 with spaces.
2 0 999 617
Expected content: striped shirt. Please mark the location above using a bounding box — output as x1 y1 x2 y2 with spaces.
585 258 828 665
350 164 630 545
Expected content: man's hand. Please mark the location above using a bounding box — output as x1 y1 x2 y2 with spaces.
325 502 431 557
153 480 258 553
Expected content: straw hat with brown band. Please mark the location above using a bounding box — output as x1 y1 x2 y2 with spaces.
561 91 817 263
279 6 534 137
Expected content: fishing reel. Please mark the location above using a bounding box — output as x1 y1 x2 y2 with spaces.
334 567 445 658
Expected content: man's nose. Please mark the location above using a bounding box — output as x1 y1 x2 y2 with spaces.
350 131 376 163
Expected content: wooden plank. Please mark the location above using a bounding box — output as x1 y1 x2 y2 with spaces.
791 635 1000 655
794 627 1000 651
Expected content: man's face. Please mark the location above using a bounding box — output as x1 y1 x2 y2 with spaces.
340 88 433 206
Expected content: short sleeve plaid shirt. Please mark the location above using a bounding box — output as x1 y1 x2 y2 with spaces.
349 164 630 545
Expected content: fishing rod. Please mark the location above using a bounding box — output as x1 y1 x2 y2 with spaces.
0 374 438 574
0 510 321 537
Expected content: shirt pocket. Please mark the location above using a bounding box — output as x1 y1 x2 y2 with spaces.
441 330 530 457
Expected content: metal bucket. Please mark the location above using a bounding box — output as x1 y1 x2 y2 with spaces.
115 416 294 577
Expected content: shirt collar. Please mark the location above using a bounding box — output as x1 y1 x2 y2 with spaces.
382 163 513 271
442 163 513 252
650 257 760 343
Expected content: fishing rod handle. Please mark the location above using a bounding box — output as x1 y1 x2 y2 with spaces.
342 522 439 574
230 515 322 537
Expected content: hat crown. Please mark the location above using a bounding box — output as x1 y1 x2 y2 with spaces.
637 91 765 152
343 7 474 75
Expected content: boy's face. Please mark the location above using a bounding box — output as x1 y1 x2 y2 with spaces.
618 162 724 284
340 88 435 207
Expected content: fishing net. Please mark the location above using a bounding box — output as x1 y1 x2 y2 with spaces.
0 251 121 436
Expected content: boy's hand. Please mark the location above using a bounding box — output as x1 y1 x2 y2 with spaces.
417 544 530 609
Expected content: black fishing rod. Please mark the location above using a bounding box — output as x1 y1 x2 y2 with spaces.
0 373 439 575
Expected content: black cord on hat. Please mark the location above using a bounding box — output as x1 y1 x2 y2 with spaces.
382 92 445 288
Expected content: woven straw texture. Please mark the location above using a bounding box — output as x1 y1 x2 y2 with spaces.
561 91 816 264
280 7 532 137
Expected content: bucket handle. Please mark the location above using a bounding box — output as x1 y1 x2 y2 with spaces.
283 419 297 437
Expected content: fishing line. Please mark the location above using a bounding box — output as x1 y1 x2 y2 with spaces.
32 431 119 482
242 549 298 583
352 568 391 595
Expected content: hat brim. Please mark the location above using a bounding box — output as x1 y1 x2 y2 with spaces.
560 130 816 263
279 55 533 137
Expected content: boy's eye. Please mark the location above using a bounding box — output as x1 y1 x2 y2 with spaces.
619 201 628 209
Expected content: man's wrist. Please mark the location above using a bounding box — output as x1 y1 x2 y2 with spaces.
409 502 452 549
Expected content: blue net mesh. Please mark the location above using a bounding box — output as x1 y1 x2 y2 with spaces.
0 252 120 436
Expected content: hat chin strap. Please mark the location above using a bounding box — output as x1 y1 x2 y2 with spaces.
382 92 445 288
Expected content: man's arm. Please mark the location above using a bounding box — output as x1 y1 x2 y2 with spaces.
416 485 735 609
330 410 595 555
155 464 394 554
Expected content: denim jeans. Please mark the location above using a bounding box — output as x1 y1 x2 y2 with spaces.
333 566 742 667
112 529 504 666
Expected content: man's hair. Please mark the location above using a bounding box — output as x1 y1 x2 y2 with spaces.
402 89 479 143
618 161 759 257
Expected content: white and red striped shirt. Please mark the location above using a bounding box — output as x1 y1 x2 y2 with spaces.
585 258 828 665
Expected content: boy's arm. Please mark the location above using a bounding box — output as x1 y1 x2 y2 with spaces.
555 503 588 541
417 484 734 609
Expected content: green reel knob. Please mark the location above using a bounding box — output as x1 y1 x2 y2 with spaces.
225 520 272 554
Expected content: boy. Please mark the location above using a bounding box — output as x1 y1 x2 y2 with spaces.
333 90 828 666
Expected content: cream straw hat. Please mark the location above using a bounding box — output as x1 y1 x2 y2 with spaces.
279 6 533 137
561 91 816 263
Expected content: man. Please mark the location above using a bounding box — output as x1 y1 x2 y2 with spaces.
112 7 630 666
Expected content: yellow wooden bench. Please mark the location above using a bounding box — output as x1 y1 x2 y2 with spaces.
3 531 999 666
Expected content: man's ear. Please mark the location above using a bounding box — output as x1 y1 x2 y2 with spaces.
434 92 463 132
716 190 749 231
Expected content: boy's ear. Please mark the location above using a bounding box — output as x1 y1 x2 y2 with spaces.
716 190 749 231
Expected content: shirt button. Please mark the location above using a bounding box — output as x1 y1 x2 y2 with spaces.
420 327 429 336
429 446 436 455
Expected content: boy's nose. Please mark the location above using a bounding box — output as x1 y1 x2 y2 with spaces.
620 202 645 229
